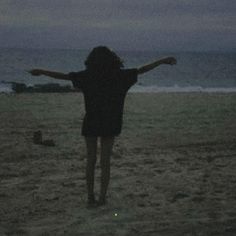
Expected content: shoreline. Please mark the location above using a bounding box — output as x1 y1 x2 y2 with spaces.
1 90 236 95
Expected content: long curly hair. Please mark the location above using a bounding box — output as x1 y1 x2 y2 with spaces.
85 46 124 72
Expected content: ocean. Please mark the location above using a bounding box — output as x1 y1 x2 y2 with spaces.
0 48 236 93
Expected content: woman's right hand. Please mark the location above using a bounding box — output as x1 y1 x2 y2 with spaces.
28 69 44 76
161 57 177 65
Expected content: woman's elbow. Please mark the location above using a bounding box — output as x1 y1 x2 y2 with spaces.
62 73 71 80
137 67 147 74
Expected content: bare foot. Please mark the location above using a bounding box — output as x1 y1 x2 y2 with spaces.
97 197 106 206
86 199 99 208
86 195 98 208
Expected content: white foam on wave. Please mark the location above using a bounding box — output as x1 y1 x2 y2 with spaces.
0 83 13 93
1 83 236 94
130 85 236 93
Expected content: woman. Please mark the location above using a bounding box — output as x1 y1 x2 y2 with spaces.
29 46 176 207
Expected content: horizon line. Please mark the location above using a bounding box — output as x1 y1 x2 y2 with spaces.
0 46 235 53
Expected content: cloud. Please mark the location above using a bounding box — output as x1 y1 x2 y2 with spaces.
0 0 235 50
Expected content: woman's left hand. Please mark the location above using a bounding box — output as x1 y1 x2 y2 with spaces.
162 57 177 65
28 69 43 76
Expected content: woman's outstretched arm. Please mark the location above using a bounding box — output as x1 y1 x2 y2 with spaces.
28 69 70 80
137 57 177 74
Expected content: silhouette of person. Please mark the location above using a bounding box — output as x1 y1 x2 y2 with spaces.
29 46 176 207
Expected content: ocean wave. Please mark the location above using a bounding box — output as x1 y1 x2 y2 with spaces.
130 85 236 93
1 83 236 94
0 83 13 93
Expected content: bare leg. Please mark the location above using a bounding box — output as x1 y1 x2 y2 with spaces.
99 136 115 205
85 137 98 204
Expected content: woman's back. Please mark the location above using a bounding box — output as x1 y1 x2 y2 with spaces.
69 68 138 136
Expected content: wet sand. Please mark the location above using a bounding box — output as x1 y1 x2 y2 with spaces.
0 93 236 236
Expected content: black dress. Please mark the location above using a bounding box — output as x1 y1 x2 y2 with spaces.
69 68 138 137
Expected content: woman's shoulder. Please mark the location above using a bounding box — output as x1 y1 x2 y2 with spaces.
118 68 138 77
68 70 88 79
69 69 87 76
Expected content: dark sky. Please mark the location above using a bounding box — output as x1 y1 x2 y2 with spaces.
0 0 235 51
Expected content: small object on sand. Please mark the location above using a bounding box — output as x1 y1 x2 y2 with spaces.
33 131 55 146
42 139 55 147
33 130 42 144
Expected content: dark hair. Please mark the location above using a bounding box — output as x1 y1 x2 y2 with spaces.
85 46 124 72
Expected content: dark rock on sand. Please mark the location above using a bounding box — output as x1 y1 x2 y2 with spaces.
33 131 42 144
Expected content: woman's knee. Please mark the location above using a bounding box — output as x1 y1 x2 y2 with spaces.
87 156 97 167
85 136 97 159
101 137 115 156
100 156 110 168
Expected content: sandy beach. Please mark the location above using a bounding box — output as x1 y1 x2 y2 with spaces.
0 92 236 236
